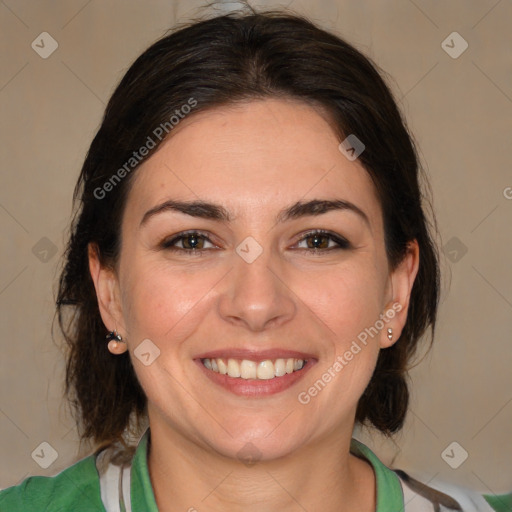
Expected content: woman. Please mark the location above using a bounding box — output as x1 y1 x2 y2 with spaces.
1 7 510 512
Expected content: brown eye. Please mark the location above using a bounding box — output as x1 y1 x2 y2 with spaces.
161 231 215 251
306 233 330 249
296 230 350 251
181 233 204 249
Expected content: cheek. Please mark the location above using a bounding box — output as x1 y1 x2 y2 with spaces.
119 258 222 344
292 258 385 404
295 276 383 416
295 258 386 343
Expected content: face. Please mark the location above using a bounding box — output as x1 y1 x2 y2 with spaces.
91 98 418 461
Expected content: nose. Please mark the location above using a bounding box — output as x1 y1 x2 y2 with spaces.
217 246 296 332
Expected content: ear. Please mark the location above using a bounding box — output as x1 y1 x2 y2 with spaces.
88 243 126 335
380 239 420 348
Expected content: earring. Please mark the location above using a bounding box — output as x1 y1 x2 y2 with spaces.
106 330 126 353
387 328 393 340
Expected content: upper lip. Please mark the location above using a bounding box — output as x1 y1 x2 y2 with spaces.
194 348 317 362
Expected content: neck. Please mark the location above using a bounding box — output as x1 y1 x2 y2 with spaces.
147 419 376 512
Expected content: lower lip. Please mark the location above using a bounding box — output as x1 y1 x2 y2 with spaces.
194 359 316 397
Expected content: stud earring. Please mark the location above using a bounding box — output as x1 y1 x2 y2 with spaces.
106 330 125 353
387 328 393 340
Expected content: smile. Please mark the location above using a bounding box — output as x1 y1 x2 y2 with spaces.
195 349 317 397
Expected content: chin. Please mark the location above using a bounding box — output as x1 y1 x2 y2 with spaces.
200 417 310 464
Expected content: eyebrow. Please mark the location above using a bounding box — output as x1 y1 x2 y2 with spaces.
139 198 370 228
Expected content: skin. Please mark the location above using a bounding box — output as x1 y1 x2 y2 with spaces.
89 97 419 512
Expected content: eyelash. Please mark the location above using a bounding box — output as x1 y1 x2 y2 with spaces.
160 229 351 254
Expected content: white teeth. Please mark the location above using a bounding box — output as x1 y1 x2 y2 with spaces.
257 360 275 380
274 358 286 377
202 357 306 379
217 358 228 375
294 359 304 371
240 359 257 379
227 358 241 378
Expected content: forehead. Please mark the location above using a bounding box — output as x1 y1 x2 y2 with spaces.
123 98 382 227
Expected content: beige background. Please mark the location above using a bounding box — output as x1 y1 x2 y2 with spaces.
1 0 511 495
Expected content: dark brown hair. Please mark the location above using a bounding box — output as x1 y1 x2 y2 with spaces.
56 7 440 448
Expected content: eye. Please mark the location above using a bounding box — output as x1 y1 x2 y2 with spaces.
160 229 350 254
294 230 351 251
161 231 217 252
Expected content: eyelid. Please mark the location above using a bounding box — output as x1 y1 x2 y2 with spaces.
292 229 351 250
160 228 351 253
160 230 218 250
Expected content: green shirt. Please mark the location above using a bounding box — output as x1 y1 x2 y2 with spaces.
1 430 510 511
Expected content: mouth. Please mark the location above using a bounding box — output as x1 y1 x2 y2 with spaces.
194 350 316 397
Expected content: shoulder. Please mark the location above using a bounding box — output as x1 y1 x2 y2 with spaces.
394 468 512 512
0 454 105 512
